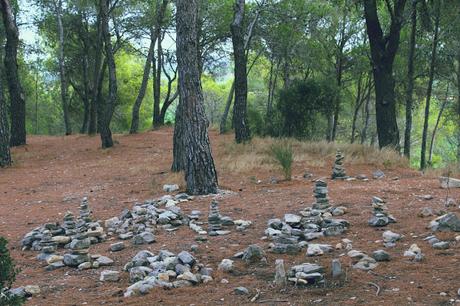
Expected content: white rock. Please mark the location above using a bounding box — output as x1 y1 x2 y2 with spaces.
218 259 234 272
100 270 120 282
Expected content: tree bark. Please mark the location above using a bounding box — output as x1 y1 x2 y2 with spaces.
428 85 449 165
420 0 441 170
457 50 460 165
175 0 218 194
403 0 417 159
99 0 117 148
158 59 178 125
363 0 406 150
220 6 259 134
89 7 104 136
0 71 11 167
130 2 168 134
231 0 251 143
153 31 163 128
361 85 372 145
1 0 26 146
56 0 71 135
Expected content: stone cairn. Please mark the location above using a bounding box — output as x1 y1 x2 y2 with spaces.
265 180 349 255
21 198 106 270
208 200 223 236
312 180 330 210
368 196 396 227
331 150 347 179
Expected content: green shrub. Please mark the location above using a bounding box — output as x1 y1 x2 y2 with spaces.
270 142 294 180
0 237 23 306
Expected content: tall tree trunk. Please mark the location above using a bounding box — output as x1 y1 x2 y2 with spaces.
0 72 11 167
153 31 163 128
363 0 406 149
231 0 250 143
219 82 235 134
1 0 26 146
428 84 449 165
457 50 460 165
89 8 104 135
99 0 117 149
171 95 185 172
219 7 259 134
420 0 441 170
80 53 90 134
175 0 218 194
361 86 372 144
130 0 167 134
351 74 370 144
404 0 417 159
56 0 71 135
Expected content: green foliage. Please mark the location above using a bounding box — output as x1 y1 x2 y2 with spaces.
269 141 293 180
0 237 23 306
277 79 337 139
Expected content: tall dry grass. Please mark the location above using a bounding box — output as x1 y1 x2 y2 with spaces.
217 137 408 174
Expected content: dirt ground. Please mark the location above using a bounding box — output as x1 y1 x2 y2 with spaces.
0 128 459 306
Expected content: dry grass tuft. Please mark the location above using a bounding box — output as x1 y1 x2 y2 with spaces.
424 164 460 178
217 137 408 174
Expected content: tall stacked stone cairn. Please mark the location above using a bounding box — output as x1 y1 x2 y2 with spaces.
21 198 106 270
331 150 347 179
265 180 349 254
368 196 396 227
208 200 223 236
312 180 330 210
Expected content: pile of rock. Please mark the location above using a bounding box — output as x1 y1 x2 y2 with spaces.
123 250 213 297
403 244 424 261
382 230 401 248
428 213 460 232
423 235 450 250
287 263 325 286
104 194 193 243
348 250 378 270
368 196 396 227
208 200 224 236
265 180 349 254
21 198 106 270
331 150 347 179
312 180 331 210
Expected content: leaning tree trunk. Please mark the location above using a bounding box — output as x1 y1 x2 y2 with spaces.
56 0 71 135
1 0 26 147
231 0 250 143
130 0 167 133
428 85 449 165
420 0 441 170
403 0 417 159
0 72 11 167
175 0 218 194
99 0 117 148
363 0 406 150
361 85 372 144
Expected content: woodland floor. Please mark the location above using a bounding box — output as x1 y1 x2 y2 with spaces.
0 128 459 306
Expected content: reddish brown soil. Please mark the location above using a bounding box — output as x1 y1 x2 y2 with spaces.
0 128 459 306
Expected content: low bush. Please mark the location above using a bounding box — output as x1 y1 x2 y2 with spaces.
269 142 294 180
0 237 23 306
